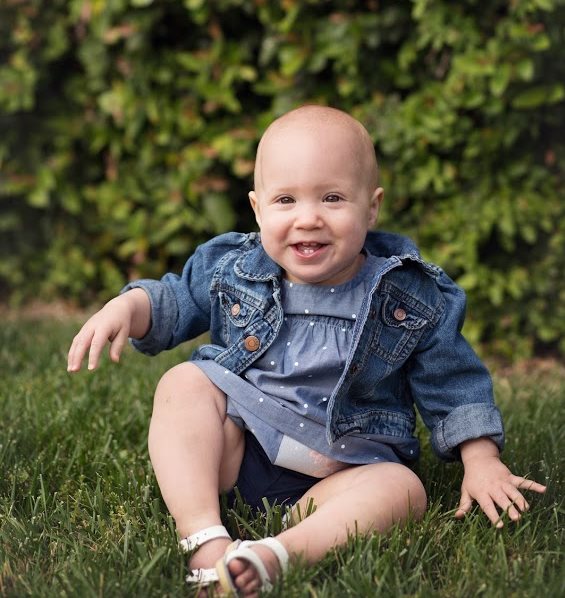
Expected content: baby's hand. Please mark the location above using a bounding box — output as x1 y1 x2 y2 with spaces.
455 437 546 528
67 289 150 372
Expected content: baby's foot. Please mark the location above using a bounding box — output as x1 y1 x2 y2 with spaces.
187 537 232 597
225 543 282 597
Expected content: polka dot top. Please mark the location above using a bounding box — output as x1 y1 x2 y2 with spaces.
194 253 401 478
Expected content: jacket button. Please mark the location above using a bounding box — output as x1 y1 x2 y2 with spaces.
393 308 407 321
231 303 241 316
244 336 260 351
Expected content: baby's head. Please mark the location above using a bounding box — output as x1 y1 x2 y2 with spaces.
249 105 384 286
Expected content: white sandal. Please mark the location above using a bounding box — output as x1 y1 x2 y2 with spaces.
180 525 239 587
216 537 289 594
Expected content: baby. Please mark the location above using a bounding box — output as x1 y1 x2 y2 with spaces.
67 106 546 597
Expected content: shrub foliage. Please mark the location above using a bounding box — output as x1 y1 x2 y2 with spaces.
1 0 564 358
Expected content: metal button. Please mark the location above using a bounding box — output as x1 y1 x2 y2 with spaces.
393 308 407 321
230 303 241 316
244 336 260 351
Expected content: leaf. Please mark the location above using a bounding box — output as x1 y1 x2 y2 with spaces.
512 84 565 109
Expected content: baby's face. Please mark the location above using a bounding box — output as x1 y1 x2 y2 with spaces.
250 118 383 286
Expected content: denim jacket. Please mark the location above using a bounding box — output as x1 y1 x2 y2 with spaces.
125 231 504 461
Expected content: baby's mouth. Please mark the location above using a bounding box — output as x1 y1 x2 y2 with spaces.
293 242 326 256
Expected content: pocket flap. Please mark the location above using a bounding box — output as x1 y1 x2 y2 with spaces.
219 291 257 327
381 295 428 330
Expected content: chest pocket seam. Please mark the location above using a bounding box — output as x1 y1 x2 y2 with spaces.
371 293 430 364
219 291 259 328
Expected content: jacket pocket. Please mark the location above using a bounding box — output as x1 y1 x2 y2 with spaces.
371 293 429 364
219 291 259 328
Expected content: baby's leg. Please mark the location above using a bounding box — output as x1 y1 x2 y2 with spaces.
147 363 244 561
229 462 426 594
285 462 427 561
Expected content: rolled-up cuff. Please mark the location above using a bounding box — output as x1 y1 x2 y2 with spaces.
432 403 505 461
120 280 178 355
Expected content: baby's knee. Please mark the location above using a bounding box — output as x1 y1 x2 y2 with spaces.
369 463 427 519
405 468 427 519
153 362 223 408
391 465 427 519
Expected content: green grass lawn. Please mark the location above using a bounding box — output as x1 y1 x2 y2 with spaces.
1 318 563 597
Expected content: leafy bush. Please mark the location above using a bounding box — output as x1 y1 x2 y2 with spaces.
1 0 563 358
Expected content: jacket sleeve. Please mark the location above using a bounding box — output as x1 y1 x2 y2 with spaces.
120 232 244 355
408 271 505 461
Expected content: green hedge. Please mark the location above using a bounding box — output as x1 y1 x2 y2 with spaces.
1 0 564 359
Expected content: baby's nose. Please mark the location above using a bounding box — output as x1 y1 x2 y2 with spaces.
295 204 322 228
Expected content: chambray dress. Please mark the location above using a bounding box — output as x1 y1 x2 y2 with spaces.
194 254 401 478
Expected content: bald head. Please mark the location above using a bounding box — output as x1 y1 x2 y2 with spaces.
254 105 379 193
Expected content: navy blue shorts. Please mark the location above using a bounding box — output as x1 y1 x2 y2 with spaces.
226 431 320 512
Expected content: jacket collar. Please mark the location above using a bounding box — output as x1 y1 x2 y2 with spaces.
234 230 439 282
234 233 282 281
364 231 441 278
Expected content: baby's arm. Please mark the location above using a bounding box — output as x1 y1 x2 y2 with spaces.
455 437 546 527
67 288 151 372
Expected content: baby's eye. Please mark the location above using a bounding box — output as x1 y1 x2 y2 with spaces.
323 194 342 203
276 196 295 204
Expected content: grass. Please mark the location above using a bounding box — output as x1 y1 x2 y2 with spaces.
1 318 563 597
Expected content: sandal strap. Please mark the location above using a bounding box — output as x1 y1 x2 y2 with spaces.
222 537 289 593
225 546 273 592
185 567 219 585
253 537 289 572
179 524 231 553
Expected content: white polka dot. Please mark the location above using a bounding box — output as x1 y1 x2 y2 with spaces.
303 403 308 409
309 321 314 326
287 341 291 346
259 397 264 403
352 314 356 319
289 282 293 287
279 385 284 389
330 288 335 293
294 361 299 366
308 374 313 378
299 423 304 428
374 456 379 460
270 361 275 366
224 370 229 374
322 346 327 350
410 450 414 455
341 328 346 332
340 444 345 449
304 309 309 314
322 397 328 402
251 428 255 433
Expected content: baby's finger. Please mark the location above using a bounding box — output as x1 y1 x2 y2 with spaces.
454 488 473 519
476 495 503 528
503 483 530 513
87 330 112 370
67 329 94 372
109 327 129 363
493 492 522 522
511 476 547 494
484 490 520 527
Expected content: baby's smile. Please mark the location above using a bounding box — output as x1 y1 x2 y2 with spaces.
293 242 327 256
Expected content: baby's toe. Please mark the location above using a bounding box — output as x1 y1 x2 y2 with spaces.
228 560 260 596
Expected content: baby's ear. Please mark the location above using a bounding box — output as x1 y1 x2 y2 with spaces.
249 191 261 227
368 187 384 227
